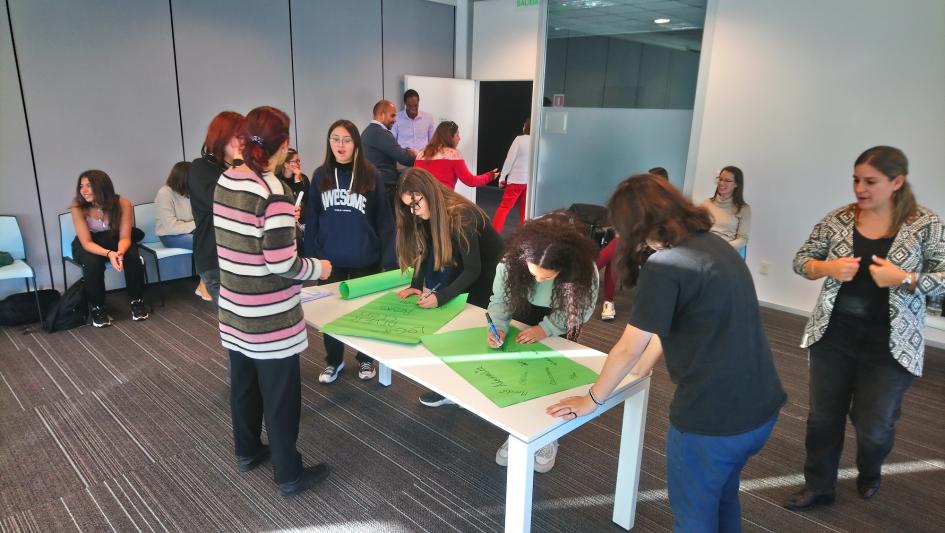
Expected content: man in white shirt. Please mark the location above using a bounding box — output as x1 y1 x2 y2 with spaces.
391 89 435 152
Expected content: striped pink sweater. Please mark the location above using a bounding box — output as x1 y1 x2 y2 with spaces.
213 166 323 359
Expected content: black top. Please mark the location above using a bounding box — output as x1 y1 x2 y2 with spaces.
629 231 786 435
361 122 416 184
410 205 503 308
187 155 226 273
278 172 310 214
832 227 894 323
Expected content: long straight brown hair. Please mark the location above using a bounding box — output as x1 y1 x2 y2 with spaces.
852 145 917 237
395 168 486 273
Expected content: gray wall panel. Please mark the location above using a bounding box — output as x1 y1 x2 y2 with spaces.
0 0 49 296
9 0 182 289
173 0 294 160
382 0 454 103
564 36 607 107
636 45 671 108
602 39 642 108
292 0 383 170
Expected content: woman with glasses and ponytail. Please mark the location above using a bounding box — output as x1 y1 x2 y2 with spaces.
304 119 395 385
785 146 945 510
415 121 499 190
214 106 332 498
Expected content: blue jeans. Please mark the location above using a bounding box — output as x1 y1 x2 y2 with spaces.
667 414 777 533
159 233 194 250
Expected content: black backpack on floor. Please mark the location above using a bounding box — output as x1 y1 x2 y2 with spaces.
0 289 60 326
43 281 88 333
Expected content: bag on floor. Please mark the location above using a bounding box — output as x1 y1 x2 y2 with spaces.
0 289 60 326
43 281 88 333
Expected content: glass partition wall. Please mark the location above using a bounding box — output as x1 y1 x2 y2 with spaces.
529 0 706 215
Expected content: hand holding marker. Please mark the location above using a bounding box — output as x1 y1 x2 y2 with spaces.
486 312 505 350
419 282 441 302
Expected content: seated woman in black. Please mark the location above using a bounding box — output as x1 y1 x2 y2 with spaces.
70 170 149 327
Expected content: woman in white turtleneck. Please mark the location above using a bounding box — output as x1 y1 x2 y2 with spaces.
701 165 751 253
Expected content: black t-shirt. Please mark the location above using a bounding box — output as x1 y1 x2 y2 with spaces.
833 227 894 323
628 231 785 435
187 156 226 273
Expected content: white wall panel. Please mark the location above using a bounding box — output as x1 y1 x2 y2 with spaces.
173 0 294 160
291 0 383 171
0 0 49 297
9 0 182 290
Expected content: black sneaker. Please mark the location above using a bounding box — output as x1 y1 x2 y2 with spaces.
130 299 149 321
237 445 270 472
419 391 456 407
90 305 111 328
279 463 330 497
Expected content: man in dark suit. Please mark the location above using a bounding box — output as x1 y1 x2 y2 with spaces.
362 99 417 209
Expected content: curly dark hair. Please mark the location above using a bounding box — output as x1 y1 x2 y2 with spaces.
502 211 599 338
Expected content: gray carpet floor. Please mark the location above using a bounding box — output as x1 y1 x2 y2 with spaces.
1 276 943 532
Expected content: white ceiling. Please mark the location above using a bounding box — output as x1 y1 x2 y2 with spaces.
548 0 706 49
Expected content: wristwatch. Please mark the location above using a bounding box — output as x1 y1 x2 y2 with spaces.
900 272 915 289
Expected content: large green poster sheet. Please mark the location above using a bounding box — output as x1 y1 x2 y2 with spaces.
421 327 599 407
321 292 468 344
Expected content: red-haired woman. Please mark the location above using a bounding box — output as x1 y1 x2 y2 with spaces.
71 170 149 327
188 111 244 304
414 121 498 190
214 106 332 497
548 175 785 530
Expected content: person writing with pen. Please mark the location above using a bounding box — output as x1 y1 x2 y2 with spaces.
486 213 600 473
394 168 503 405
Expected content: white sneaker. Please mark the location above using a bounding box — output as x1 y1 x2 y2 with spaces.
534 440 559 473
318 362 344 384
601 301 616 321
358 361 376 381
495 438 559 473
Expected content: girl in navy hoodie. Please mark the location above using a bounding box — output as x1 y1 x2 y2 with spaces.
305 119 395 384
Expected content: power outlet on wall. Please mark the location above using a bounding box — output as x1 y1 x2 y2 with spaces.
759 260 770 275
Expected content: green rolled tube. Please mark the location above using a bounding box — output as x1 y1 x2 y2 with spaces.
338 268 413 299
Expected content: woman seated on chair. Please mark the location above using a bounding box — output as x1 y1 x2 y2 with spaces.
700 165 751 255
71 170 149 327
414 121 499 190
155 160 209 300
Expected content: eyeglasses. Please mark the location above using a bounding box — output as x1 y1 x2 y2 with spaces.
329 136 353 145
287 159 301 165
407 194 424 212
715 176 735 184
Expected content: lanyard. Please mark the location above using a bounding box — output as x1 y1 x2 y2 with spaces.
334 167 353 193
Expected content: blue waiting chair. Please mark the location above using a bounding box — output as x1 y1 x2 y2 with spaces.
133 202 194 307
59 211 149 295
0 215 44 328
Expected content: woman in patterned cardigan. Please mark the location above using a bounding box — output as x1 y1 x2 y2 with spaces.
785 146 945 510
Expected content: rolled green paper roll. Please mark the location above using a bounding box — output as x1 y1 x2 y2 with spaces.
338 268 414 299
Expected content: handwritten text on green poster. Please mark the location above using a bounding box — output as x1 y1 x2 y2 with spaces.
321 292 468 344
421 327 598 407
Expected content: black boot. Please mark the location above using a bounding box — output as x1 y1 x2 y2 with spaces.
237 445 270 472
783 488 836 511
857 475 881 499
279 463 330 497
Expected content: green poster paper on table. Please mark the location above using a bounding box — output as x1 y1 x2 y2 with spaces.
322 291 468 344
421 327 599 408
338 268 413 299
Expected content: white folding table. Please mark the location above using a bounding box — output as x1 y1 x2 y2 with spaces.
302 283 650 532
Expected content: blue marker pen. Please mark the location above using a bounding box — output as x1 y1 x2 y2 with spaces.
420 282 441 302
485 312 504 350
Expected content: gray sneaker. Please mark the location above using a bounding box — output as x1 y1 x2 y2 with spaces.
319 362 345 384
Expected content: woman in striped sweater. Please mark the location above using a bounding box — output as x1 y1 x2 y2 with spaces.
213 106 332 497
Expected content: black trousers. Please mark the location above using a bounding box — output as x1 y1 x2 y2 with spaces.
71 233 145 307
229 350 303 484
320 264 380 366
803 314 914 491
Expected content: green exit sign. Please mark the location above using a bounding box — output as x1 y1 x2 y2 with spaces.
517 0 539 6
